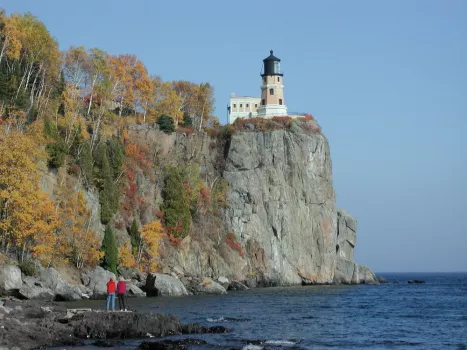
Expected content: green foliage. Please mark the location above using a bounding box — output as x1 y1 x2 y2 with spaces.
101 225 118 275
182 113 193 127
128 218 140 250
96 143 118 224
107 138 124 180
180 163 204 215
45 141 67 168
162 167 191 238
79 142 93 187
157 114 175 134
18 261 36 276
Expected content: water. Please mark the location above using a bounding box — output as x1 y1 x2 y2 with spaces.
62 273 467 349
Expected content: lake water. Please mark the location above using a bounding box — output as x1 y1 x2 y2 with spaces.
62 272 467 349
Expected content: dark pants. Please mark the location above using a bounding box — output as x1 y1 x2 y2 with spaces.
117 293 126 310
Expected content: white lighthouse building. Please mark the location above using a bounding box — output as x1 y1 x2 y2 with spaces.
228 50 288 124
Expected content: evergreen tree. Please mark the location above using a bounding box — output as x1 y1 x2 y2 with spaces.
182 113 193 127
162 167 191 238
157 114 175 134
128 219 140 250
107 138 124 180
101 225 118 275
79 142 93 188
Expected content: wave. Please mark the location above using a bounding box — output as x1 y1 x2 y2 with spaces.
206 316 250 322
264 340 297 345
242 345 263 350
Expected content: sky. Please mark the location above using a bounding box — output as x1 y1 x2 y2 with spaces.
3 0 466 272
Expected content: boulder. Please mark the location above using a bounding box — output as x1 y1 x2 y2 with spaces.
228 281 249 291
0 265 22 295
408 280 425 284
145 273 189 297
377 276 388 284
182 277 227 295
117 267 139 280
355 264 379 284
217 276 230 289
244 276 257 288
81 266 116 299
38 268 84 301
127 283 146 297
17 276 54 300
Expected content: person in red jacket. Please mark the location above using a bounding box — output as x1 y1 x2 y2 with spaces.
106 277 116 311
117 276 127 311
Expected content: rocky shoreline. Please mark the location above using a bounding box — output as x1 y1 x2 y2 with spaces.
0 299 230 349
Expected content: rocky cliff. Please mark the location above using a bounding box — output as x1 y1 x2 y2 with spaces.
37 121 377 287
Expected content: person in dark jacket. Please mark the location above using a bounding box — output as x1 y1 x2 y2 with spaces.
117 276 127 311
106 277 116 311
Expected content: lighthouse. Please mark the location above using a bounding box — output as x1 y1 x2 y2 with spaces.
228 50 289 123
256 50 288 117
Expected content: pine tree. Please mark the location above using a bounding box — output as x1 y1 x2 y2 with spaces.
101 225 118 275
129 218 140 250
107 138 123 180
157 114 175 134
162 167 191 238
79 142 93 187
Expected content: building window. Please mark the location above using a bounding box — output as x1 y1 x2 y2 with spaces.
246 104 249 108
269 88 274 95
277 77 280 82
240 104 242 108
263 77 266 83
255 104 258 108
233 104 236 108
262 99 265 105
279 99 283 105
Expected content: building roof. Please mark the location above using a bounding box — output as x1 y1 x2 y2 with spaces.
263 50 280 62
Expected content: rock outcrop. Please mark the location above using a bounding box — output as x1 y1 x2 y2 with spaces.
145 273 190 297
81 266 116 299
0 265 22 296
181 276 227 295
333 209 378 284
223 125 337 285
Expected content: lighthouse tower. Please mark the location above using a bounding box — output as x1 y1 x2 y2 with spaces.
256 50 288 118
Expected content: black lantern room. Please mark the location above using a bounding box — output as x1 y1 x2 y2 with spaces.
261 50 283 77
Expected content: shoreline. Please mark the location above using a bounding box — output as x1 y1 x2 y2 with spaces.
0 299 230 350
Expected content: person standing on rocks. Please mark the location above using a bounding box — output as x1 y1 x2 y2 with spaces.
106 277 116 311
117 276 127 311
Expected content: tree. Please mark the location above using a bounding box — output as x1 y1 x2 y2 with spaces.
128 218 139 250
157 114 174 134
161 167 191 238
101 225 118 274
79 142 93 187
137 221 165 272
182 112 192 127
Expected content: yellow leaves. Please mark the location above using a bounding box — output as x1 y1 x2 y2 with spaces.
138 221 166 272
118 242 137 268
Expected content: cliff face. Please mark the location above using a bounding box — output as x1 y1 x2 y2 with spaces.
39 123 377 286
223 123 337 285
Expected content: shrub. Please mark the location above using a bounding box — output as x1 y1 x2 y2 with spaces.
271 116 293 128
18 261 36 276
157 114 175 134
101 225 118 275
175 126 193 135
225 232 245 257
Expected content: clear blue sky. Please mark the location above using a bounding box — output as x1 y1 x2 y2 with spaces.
4 0 466 272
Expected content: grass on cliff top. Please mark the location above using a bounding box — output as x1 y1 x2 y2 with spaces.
204 115 321 138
